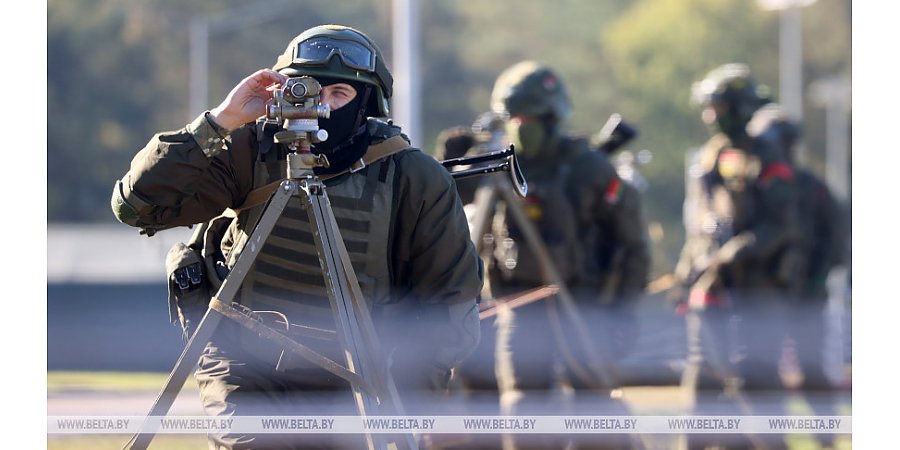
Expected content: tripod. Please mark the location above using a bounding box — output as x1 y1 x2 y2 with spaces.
125 150 417 450
467 176 620 391
466 172 654 450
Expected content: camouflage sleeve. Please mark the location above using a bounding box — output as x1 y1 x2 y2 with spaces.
389 149 484 381
110 113 255 234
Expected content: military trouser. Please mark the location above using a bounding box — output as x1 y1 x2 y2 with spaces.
454 313 500 393
495 299 567 450
440 313 503 450
682 306 758 450
787 300 831 392
785 299 840 450
494 290 636 450
194 314 460 449
681 307 737 391
683 293 794 394
194 322 365 450
684 305 797 450
733 296 792 393
735 300 795 450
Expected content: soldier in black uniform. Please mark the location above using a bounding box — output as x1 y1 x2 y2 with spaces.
438 61 650 450
676 63 804 449
746 104 847 394
112 25 483 450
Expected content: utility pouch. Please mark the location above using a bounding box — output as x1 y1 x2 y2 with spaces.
165 239 211 341
164 214 234 340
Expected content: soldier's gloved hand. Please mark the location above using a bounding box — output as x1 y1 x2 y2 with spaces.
435 126 476 160
210 68 288 132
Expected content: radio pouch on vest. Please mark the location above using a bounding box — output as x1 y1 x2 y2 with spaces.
165 215 232 341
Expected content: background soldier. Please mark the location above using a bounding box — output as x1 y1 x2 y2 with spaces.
438 61 650 450
676 63 803 449
111 24 483 450
746 105 847 392
746 104 848 450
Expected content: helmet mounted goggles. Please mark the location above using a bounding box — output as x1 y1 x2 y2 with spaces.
295 36 376 73
274 26 393 109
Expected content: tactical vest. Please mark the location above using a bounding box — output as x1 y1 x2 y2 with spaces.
703 138 801 294
694 136 756 245
490 138 584 287
223 120 408 363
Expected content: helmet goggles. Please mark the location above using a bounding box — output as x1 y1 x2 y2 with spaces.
294 36 376 72
273 25 394 116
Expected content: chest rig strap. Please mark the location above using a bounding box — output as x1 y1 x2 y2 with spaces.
229 135 411 216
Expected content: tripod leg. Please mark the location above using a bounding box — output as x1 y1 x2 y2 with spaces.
124 181 299 450
124 307 225 450
495 181 619 389
305 182 419 450
468 183 499 253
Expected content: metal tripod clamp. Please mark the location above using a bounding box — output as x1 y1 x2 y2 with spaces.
287 151 330 179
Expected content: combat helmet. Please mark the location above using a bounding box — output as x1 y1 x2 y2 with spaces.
691 63 771 139
746 103 801 164
273 25 393 117
490 61 572 122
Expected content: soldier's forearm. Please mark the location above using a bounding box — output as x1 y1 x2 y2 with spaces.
111 124 242 233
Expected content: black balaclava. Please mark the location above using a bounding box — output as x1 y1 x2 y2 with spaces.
714 105 751 145
312 77 373 175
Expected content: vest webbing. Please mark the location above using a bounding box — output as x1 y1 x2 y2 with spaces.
230 139 402 370
229 135 411 215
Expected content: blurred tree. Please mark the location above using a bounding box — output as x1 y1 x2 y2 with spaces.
48 0 185 221
47 0 850 273
426 0 631 140
791 0 852 179
601 0 849 270
47 0 388 223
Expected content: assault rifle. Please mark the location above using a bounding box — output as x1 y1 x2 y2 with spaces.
593 113 638 155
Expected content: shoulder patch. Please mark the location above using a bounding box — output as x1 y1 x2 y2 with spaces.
759 162 794 184
604 177 623 204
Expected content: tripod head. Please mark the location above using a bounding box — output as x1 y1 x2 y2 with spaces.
265 76 333 176
266 76 332 154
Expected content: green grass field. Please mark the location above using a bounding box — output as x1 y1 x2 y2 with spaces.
48 371 851 450
48 371 202 449
47 371 198 392
48 434 208 450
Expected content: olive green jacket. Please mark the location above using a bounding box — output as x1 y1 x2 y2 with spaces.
112 114 484 379
437 129 649 306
